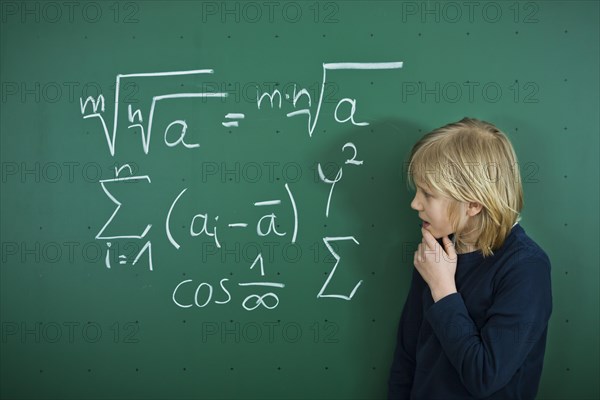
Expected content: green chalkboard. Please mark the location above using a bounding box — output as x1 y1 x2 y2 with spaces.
1 1 598 399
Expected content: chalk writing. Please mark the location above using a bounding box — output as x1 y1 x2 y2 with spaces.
80 61 403 310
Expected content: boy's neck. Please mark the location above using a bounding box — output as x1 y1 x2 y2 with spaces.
455 240 479 255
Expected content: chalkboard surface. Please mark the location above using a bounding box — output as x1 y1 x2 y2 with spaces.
1 1 598 399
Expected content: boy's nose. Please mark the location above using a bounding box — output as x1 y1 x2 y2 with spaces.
410 195 420 211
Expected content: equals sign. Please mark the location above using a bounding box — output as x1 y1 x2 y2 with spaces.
222 113 245 127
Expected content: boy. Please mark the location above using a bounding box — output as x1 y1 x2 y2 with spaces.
388 118 553 399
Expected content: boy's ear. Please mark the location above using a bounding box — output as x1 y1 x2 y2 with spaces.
467 202 483 217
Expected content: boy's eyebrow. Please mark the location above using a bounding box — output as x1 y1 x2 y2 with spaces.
416 184 436 195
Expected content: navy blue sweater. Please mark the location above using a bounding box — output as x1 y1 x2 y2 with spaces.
388 224 552 399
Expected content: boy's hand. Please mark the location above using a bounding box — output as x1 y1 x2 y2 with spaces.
414 227 458 302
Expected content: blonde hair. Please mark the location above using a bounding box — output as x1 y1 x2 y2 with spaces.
407 117 523 257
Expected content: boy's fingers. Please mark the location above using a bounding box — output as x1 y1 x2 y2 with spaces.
414 246 421 265
442 236 457 257
421 227 435 250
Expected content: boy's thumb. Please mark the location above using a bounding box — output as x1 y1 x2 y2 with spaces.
442 236 456 254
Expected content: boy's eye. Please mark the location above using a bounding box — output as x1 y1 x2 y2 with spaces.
415 184 432 198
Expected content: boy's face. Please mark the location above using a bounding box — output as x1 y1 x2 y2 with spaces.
410 180 465 240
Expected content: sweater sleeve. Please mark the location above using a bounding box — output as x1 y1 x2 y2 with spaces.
425 255 553 398
388 269 424 400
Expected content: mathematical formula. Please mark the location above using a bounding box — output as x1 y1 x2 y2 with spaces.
80 61 403 311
